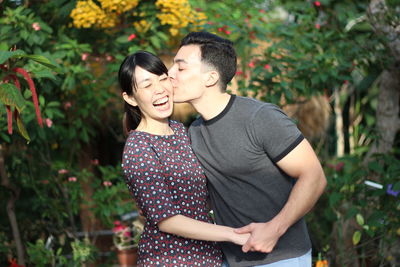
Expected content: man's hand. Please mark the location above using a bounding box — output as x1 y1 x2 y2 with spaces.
234 221 285 253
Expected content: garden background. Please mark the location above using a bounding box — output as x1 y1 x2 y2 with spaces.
0 0 399 266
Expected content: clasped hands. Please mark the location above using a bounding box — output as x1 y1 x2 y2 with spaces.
234 221 283 253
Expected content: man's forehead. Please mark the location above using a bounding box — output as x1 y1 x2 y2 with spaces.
174 45 201 63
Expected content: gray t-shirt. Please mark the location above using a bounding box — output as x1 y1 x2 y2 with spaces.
189 95 311 267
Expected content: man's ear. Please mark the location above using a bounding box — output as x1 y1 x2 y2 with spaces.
204 70 219 87
122 92 138 106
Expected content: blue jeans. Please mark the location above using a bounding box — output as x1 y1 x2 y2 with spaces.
222 250 312 267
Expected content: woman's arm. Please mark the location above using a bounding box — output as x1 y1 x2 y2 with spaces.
123 140 249 245
158 215 249 245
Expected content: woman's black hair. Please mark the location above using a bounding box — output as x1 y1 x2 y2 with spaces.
118 51 168 134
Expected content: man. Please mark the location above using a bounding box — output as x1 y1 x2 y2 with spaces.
168 31 327 267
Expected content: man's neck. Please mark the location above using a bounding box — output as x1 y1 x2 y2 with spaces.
191 90 232 121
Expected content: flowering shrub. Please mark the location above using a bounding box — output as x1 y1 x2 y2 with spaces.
155 0 207 36
70 0 206 39
70 0 124 28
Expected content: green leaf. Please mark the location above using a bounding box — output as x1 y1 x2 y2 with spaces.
39 95 45 106
150 36 161 49
393 181 400 191
0 50 26 64
356 214 364 226
0 43 9 51
0 132 11 143
368 161 383 173
116 35 130 43
352 230 361 245
0 83 26 112
31 69 57 80
16 113 30 142
329 192 342 207
22 54 58 70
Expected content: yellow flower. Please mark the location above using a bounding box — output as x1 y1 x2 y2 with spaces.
155 0 205 36
99 0 139 14
169 28 179 36
134 19 151 33
315 260 329 267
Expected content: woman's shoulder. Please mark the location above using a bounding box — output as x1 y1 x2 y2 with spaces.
124 131 154 153
169 120 187 134
169 119 184 128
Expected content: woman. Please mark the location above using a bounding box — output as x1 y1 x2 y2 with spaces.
119 51 248 266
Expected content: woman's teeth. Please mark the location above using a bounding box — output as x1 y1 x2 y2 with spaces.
153 96 169 106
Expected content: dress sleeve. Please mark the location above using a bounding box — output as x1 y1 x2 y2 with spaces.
250 103 304 163
122 136 180 226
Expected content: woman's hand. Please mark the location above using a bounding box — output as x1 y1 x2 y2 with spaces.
230 231 251 246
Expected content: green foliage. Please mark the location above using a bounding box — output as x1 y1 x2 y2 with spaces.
70 238 97 264
91 165 134 227
0 83 26 112
0 0 398 265
26 237 97 266
26 239 60 267
308 152 400 265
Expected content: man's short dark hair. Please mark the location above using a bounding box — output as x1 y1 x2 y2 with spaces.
180 31 237 90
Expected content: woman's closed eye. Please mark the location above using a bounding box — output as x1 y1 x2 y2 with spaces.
142 83 151 88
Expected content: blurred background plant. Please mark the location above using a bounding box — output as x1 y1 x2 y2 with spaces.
0 0 399 266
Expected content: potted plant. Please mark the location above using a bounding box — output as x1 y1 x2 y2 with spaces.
112 220 142 267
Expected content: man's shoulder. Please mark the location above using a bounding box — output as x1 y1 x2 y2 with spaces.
234 96 281 116
189 115 203 129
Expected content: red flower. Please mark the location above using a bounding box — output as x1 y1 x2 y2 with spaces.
335 162 345 172
68 176 77 182
81 53 89 61
128 34 136 41
327 162 345 172
225 30 231 35
315 23 321 29
236 70 243 76
264 64 271 70
113 220 127 233
32 22 41 31
103 181 112 187
248 61 255 68
9 259 25 267
314 1 321 7
64 101 72 110
45 118 53 128
58 169 68 174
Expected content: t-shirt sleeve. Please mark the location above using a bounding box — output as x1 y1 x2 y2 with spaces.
250 103 304 163
121 136 180 225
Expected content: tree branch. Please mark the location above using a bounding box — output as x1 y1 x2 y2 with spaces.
0 145 26 265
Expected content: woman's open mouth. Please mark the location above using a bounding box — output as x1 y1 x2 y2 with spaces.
153 96 170 108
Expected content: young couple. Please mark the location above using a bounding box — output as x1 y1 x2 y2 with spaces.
120 31 327 267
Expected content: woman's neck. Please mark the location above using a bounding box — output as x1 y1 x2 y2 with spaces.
136 119 173 135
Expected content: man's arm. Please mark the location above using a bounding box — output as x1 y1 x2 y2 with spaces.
235 138 327 253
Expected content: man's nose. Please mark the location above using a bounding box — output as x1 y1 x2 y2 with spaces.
168 66 175 79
